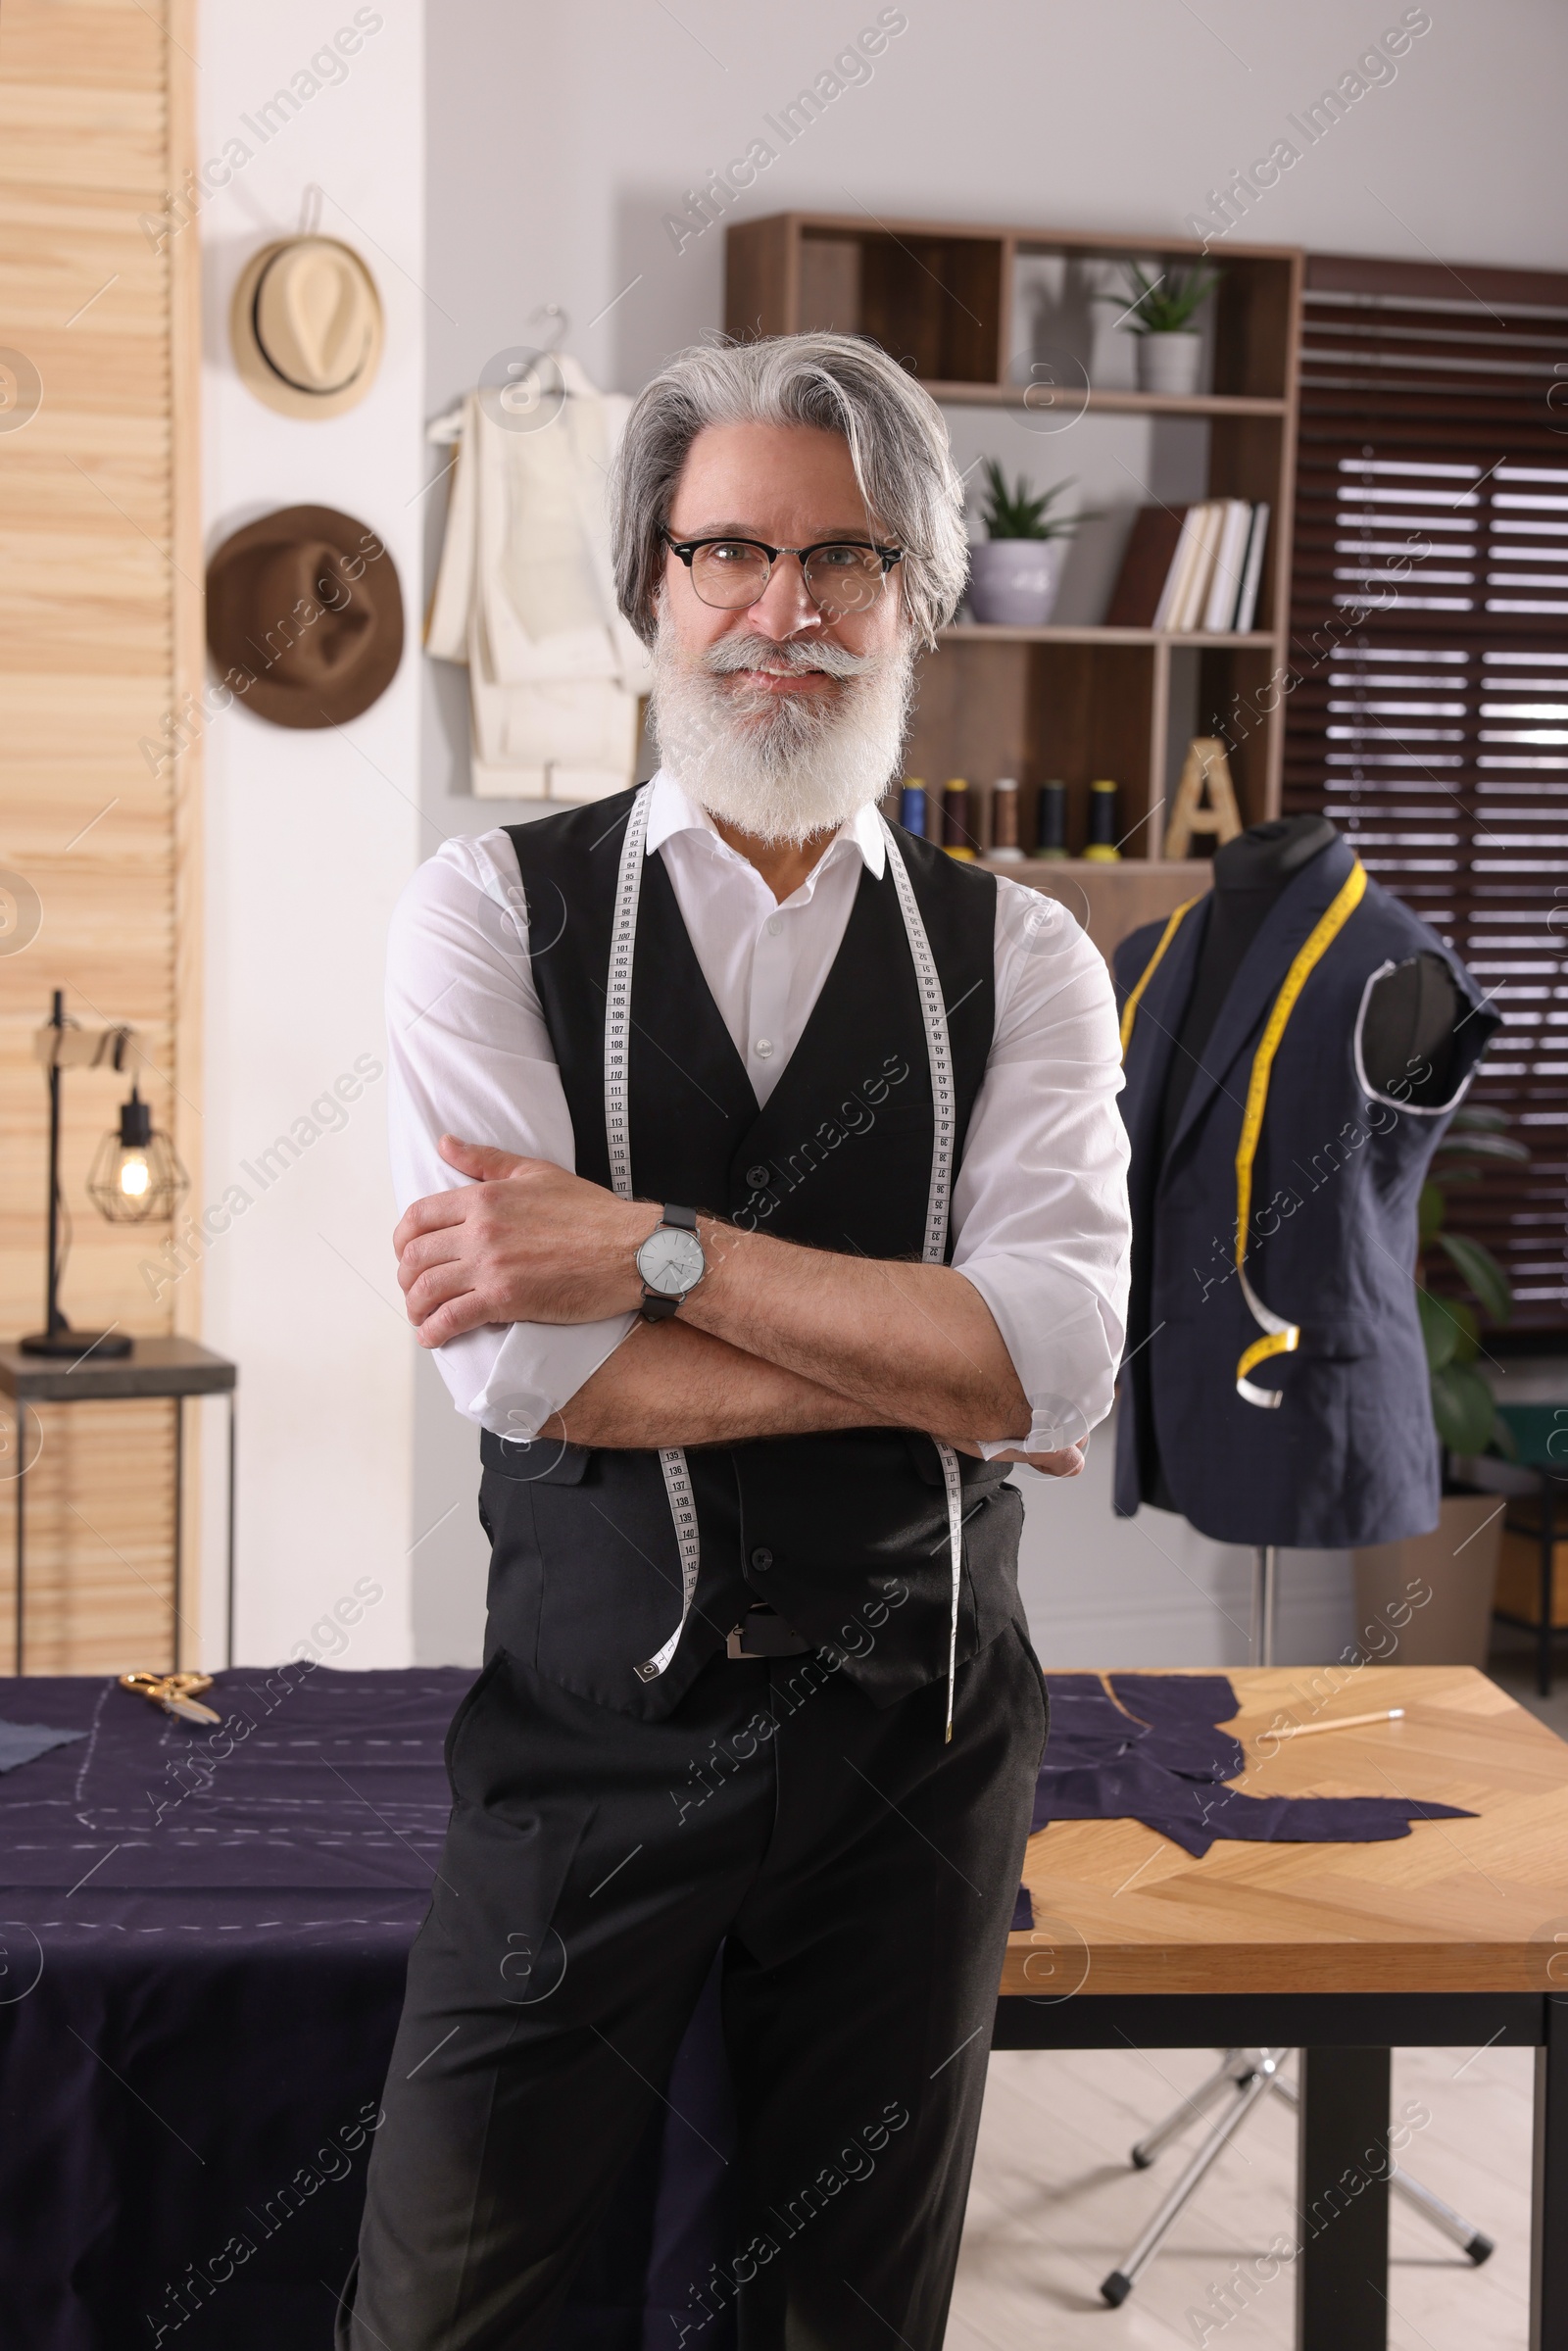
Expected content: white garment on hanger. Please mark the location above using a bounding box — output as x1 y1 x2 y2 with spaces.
426 358 653 802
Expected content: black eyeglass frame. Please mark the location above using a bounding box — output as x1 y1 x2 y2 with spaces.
660 528 905 610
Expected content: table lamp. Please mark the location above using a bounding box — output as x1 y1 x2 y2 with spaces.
20 989 189 1359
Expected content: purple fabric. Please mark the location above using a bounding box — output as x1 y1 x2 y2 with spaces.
1030 1673 1474 1858
0 1667 723 2351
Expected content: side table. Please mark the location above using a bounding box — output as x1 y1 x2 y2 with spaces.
0 1338 237 1675
1492 1400 1568 1697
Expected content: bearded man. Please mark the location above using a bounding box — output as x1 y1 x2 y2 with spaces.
343 332 1131 2351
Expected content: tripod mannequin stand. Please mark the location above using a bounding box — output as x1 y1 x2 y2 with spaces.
1100 2046 1492 2306
1251 1545 1279 1666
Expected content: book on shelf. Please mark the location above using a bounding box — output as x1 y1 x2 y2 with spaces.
1107 499 1270 634
1233 502 1269 633
1201 500 1254 631
1104 505 1186 627
1171 501 1226 631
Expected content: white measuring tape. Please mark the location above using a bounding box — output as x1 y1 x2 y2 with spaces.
880 819 966 1743
604 786 967 1735
605 784 704 1686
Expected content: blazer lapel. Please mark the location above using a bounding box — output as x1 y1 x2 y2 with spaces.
1122 897 1208 1170
1163 835 1360 1167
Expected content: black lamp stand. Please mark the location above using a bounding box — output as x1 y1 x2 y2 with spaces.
21 990 133 1361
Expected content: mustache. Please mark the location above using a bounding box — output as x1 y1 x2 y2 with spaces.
701 633 879 681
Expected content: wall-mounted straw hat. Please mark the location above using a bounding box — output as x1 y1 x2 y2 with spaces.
230 236 383 418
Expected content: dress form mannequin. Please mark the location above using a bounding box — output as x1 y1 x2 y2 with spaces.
1144 817 1470 1638
1157 815 1465 1165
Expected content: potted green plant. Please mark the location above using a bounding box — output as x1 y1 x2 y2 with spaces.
1353 1103 1527 1667
1118 263 1220 396
966 462 1088 627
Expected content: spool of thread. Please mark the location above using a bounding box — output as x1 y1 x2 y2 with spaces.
942 777 976 860
1083 778 1122 863
1033 779 1067 860
899 780 927 838
990 778 1023 861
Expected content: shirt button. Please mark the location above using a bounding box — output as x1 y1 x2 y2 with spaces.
747 1163 771 1189
766 915 782 937
751 1547 773 1572
754 1038 773 1059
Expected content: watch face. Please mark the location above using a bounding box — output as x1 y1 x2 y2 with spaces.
637 1225 705 1297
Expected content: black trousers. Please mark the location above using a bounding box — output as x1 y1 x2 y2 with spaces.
337 1622 1047 2351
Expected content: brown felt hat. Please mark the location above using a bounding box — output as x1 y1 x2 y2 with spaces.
205 505 404 729
230 237 383 418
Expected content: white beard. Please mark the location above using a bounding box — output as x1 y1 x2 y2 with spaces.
649 623 914 847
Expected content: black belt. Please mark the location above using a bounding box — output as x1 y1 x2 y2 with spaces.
725 1605 811 1660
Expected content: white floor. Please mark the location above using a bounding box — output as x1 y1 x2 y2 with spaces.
955 2043 1531 2349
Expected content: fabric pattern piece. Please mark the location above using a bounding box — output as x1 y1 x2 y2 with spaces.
0 1715 85 1773
1029 1673 1473 1858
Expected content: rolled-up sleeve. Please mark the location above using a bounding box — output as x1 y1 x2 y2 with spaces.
386 832 635 1440
951 880 1132 1454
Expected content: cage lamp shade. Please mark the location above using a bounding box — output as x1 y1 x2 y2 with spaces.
86 1085 189 1224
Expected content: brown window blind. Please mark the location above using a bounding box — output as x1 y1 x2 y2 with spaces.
1285 252 1568 1331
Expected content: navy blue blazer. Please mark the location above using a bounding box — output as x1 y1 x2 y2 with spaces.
1112 835 1497 1548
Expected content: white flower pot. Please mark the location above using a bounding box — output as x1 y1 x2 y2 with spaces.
965 537 1064 627
1136 332 1204 397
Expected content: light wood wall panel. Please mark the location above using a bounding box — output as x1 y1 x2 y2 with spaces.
0 0 202 1674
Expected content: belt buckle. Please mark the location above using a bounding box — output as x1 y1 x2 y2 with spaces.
726 1606 809 1660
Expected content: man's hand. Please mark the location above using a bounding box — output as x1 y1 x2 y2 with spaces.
395 1136 1057 1456
394 1136 652 1345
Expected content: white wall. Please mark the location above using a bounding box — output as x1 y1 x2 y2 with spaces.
408 0 1568 1666
197 0 425 1667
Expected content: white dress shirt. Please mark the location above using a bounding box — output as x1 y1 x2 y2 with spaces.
387 770 1132 1455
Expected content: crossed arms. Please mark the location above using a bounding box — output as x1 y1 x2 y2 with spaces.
393 1138 1082 1472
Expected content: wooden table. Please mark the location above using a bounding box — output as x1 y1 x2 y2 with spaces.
996 1666 1568 2349
0 1337 236 1675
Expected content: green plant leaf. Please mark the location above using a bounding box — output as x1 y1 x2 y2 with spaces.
1449 1103 1509 1131
978 460 1088 541
1446 1297 1481 1364
1438 1231 1512 1324
1430 1361 1498 1455
1417 1181 1445 1244
1117 262 1220 334
1434 1131 1531 1164
1416 1283 1458 1371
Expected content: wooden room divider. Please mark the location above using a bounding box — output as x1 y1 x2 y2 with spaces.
0 0 204 1669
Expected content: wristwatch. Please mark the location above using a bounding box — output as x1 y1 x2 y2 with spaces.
635 1203 706 1322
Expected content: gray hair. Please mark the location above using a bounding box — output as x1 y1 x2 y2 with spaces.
610 333 967 651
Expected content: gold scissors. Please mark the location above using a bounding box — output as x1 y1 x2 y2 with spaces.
119 1671 221 1726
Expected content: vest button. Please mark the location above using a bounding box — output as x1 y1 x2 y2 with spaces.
750 1546 773 1572
746 1163 770 1189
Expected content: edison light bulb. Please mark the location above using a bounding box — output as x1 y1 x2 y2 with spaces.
119 1151 151 1199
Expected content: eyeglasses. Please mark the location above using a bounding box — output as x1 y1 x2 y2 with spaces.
661 529 904 618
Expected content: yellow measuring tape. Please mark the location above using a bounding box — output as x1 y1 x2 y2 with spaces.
1232 858 1366 1406
1118 899 1199 1059
1119 860 1368 1410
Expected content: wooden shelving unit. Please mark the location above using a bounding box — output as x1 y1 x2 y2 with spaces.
725 211 1304 946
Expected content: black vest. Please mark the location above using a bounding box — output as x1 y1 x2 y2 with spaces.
476 790 1026 1719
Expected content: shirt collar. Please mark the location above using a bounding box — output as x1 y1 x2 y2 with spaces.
644 768 887 881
